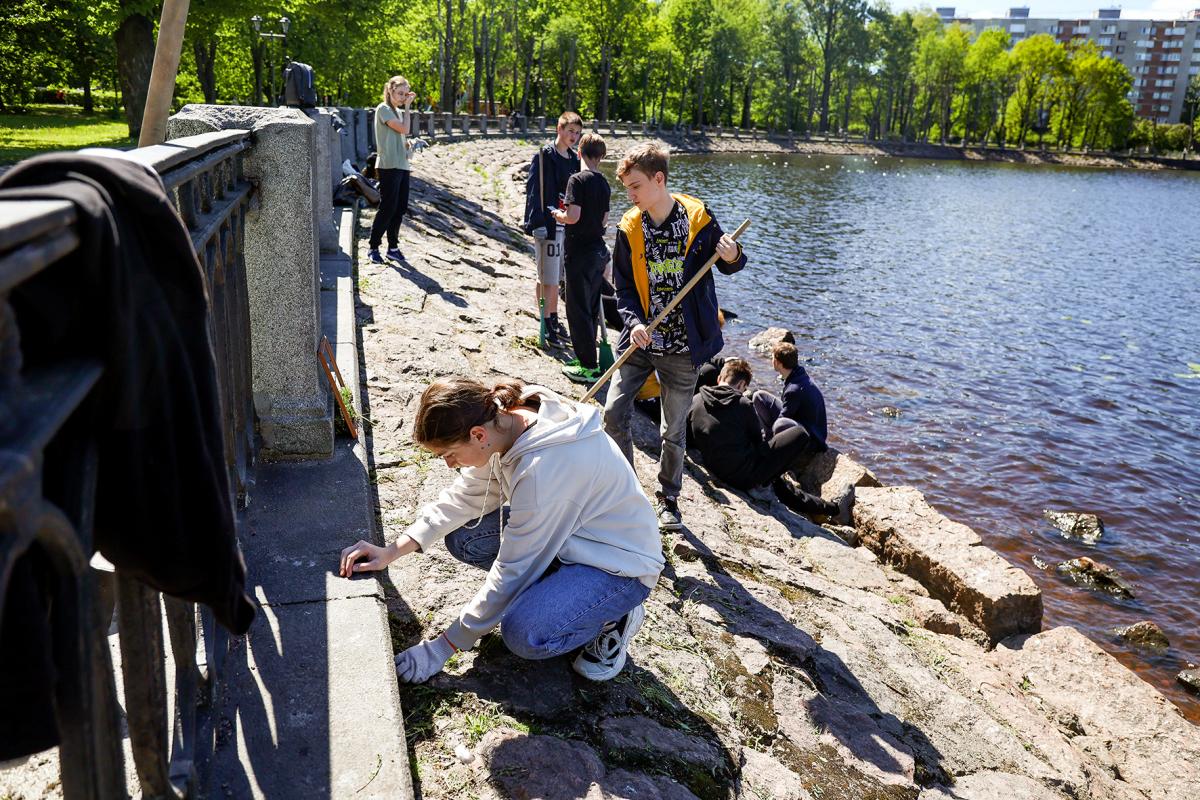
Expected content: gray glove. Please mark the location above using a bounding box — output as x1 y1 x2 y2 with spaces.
531 226 547 240
395 635 455 683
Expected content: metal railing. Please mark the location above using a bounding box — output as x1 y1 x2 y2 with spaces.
342 109 1196 162
0 128 256 799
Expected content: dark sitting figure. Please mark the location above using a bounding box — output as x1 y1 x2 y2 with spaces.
687 358 837 517
751 341 827 445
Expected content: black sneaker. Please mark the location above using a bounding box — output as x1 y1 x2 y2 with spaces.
655 493 682 531
367 248 385 264
548 314 568 342
385 247 403 262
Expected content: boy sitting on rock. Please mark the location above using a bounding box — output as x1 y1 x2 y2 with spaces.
687 358 839 518
752 341 827 446
602 142 746 530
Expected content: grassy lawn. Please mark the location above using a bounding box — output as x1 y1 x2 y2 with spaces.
0 104 135 165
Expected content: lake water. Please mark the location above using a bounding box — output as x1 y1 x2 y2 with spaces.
609 153 1200 719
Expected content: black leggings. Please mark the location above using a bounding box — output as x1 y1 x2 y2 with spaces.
714 426 835 515
369 168 410 250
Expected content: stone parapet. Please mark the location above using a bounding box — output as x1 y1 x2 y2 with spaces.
355 108 369 160
306 109 339 253
853 485 1042 644
168 104 332 458
336 105 355 167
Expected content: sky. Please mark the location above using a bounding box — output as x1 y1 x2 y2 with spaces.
914 0 1199 20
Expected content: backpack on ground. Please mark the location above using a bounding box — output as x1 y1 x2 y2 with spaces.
283 62 317 108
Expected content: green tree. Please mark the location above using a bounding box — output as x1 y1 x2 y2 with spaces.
960 28 1012 144
801 0 868 132
1005 33 1067 146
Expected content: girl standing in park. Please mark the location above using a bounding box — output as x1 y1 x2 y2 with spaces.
338 377 663 683
368 76 415 264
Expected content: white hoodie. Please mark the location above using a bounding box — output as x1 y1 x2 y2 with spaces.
405 386 664 651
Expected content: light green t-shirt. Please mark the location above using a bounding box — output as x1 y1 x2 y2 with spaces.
374 103 410 171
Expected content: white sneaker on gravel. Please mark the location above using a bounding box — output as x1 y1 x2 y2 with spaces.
572 605 646 682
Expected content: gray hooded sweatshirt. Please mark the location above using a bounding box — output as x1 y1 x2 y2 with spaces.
405 386 664 651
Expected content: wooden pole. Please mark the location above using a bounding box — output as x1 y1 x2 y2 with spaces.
138 0 191 148
582 218 750 402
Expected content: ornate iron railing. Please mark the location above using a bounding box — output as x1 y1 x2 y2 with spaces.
0 128 255 799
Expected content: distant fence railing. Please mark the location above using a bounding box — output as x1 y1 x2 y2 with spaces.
328 108 1196 164
0 129 255 798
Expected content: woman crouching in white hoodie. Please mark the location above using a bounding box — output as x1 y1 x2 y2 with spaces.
339 377 664 683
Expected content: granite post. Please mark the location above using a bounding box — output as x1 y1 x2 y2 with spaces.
305 109 338 254
167 104 333 458
337 106 355 167
355 109 369 160
323 109 341 192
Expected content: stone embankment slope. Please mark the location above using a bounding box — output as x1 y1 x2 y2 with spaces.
354 137 1200 800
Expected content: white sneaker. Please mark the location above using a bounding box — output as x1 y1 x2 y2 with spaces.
572 605 646 681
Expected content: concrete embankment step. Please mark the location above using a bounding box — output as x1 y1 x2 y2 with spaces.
852 485 1043 644
202 205 412 798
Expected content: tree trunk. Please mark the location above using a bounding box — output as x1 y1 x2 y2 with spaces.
658 54 671 124
485 14 499 115
472 14 482 114
114 9 154 138
251 39 264 106
566 37 577 111
741 73 753 128
842 74 854 133
599 42 611 121
818 61 834 132
441 0 455 110
194 38 218 104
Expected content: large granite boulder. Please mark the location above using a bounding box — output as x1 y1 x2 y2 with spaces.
853 486 1042 644
747 326 795 356
994 627 1200 800
793 446 882 516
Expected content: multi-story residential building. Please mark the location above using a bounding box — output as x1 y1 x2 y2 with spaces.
935 7 1200 123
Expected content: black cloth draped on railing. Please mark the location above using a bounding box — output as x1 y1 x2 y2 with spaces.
0 155 256 658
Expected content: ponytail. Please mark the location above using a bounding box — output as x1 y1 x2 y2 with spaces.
413 377 537 447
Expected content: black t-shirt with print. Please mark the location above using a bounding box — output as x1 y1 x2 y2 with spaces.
563 169 611 253
643 201 690 355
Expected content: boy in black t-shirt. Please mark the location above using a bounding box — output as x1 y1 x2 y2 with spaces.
552 133 611 384
523 111 583 344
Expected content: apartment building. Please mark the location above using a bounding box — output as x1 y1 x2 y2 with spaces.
935 7 1200 123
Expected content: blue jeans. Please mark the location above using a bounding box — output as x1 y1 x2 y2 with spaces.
444 512 652 660
602 349 697 499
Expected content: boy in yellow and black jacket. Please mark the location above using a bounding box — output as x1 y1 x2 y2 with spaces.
601 143 746 531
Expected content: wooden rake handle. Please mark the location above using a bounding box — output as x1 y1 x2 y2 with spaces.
582 218 751 402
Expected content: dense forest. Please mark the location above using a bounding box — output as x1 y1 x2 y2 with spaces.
4 0 1199 150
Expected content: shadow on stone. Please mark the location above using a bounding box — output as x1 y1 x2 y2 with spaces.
405 640 739 799
386 257 469 309
664 529 947 796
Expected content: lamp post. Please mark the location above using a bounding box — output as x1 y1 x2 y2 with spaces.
251 15 290 105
